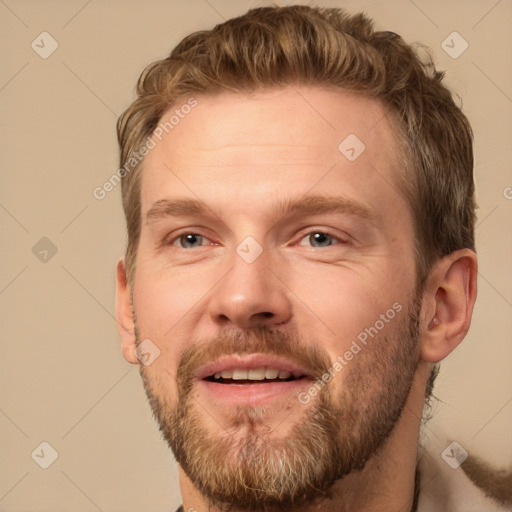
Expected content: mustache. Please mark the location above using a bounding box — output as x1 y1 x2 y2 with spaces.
176 326 332 393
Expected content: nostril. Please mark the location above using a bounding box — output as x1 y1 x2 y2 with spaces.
261 312 273 318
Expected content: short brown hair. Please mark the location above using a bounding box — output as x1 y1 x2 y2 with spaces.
117 5 476 287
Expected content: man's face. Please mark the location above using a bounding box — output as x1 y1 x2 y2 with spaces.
129 87 420 510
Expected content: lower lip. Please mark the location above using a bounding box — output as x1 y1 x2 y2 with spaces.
198 378 313 406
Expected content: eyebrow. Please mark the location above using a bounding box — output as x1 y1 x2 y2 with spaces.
146 198 209 222
279 195 376 221
145 195 376 224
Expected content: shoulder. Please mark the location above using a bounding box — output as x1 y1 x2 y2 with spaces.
417 447 510 511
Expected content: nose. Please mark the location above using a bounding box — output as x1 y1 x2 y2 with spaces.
207 246 292 329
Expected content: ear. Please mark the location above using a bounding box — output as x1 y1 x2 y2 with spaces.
420 249 477 363
116 258 138 364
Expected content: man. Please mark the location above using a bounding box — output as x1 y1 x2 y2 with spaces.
114 5 509 512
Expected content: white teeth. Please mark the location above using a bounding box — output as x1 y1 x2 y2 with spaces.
248 368 266 380
232 369 248 380
212 368 297 381
265 368 279 379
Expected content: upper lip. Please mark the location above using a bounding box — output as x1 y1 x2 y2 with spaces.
196 353 313 380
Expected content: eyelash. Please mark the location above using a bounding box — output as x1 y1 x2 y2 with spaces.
167 230 347 249
169 233 215 249
296 231 346 247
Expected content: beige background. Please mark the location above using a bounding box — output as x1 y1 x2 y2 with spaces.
1 0 511 510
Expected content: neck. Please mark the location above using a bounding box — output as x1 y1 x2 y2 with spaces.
179 361 431 512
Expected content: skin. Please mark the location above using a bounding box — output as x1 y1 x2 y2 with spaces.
116 86 477 512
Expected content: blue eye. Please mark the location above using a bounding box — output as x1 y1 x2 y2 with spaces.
173 233 206 249
299 232 337 247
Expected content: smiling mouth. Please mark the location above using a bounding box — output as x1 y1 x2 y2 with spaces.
203 368 309 384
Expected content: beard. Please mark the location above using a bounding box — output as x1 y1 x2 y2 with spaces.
136 295 422 512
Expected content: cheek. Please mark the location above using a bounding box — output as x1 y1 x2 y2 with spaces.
285 261 414 357
134 255 210 334
131 269 206 383
133 270 193 405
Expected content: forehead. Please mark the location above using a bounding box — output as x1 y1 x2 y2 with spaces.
140 87 405 215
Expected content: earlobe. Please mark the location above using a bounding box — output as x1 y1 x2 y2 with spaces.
115 258 139 364
420 249 477 363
